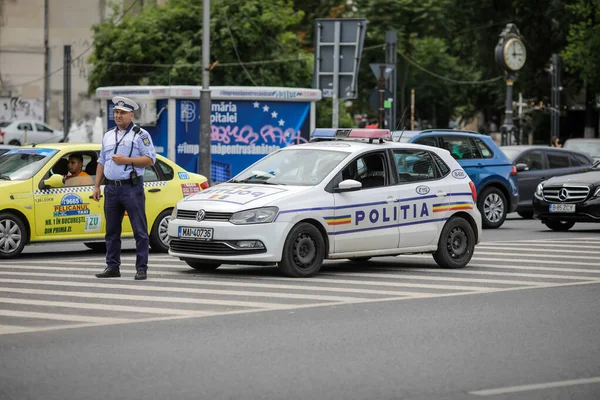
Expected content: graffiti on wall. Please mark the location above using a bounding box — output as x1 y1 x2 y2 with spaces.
0 97 43 121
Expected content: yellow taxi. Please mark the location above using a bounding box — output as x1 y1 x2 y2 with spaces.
0 143 208 259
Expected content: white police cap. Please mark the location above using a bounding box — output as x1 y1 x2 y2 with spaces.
112 96 139 112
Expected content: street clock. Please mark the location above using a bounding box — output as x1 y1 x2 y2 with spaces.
495 24 526 72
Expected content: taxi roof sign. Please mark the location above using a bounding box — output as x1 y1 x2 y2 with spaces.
311 128 392 142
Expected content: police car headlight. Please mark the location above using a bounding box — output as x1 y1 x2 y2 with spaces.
230 207 279 225
535 183 544 199
170 206 178 220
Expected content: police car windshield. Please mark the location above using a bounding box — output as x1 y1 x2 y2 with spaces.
0 148 58 181
231 148 350 186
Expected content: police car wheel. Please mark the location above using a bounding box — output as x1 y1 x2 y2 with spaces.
478 187 507 229
543 220 575 232
185 261 221 272
433 217 475 269
348 257 372 263
279 223 325 277
0 212 27 259
83 242 106 252
150 210 171 253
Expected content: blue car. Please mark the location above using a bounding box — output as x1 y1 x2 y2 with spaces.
394 129 519 229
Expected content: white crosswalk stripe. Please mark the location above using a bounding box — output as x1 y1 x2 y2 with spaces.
0 237 599 335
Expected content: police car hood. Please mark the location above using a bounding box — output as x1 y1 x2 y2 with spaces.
180 183 313 211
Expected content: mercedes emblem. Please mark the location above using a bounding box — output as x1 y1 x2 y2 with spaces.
558 188 568 201
196 209 206 222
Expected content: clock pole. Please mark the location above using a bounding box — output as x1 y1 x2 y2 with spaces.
494 24 526 145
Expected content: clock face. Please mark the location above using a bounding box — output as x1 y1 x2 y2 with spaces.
504 38 526 71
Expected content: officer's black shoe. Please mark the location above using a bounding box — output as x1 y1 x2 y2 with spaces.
95 268 121 278
134 270 147 280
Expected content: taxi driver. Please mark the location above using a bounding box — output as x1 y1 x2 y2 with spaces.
65 154 93 186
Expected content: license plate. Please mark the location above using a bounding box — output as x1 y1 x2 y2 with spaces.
178 226 213 240
549 204 575 213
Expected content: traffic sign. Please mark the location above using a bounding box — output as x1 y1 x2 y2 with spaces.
369 63 394 80
369 88 392 111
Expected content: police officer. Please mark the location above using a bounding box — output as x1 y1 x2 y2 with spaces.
93 96 157 280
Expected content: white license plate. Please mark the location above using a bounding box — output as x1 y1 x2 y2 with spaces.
179 226 213 240
549 204 576 213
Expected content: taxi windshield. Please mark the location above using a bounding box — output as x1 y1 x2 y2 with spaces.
0 148 58 181
231 148 350 186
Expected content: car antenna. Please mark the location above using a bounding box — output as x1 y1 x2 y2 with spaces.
395 107 409 142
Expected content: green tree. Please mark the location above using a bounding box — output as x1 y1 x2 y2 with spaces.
88 0 313 91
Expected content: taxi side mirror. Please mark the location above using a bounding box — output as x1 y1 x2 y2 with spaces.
43 174 65 188
335 179 362 193
515 163 529 172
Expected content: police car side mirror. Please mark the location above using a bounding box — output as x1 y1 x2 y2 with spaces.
515 163 529 172
44 174 65 188
335 179 362 193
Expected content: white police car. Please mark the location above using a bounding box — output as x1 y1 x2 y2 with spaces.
168 128 482 277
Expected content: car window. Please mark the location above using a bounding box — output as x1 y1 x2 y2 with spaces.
517 151 544 170
342 152 387 189
35 123 54 133
413 136 438 147
394 149 438 182
473 138 493 158
156 159 175 180
0 148 58 180
442 137 473 160
233 148 350 186
17 123 33 130
569 153 589 166
547 152 570 169
143 166 160 182
431 152 450 176
0 122 10 128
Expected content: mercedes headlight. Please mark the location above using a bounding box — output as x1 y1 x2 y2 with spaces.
535 183 544 199
594 187 600 198
170 206 178 220
230 207 279 225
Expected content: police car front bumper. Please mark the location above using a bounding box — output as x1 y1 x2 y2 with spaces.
167 219 290 264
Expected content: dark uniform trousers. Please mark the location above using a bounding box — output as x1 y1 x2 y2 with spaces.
104 179 148 272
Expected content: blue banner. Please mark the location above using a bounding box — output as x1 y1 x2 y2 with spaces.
107 100 168 158
175 100 311 181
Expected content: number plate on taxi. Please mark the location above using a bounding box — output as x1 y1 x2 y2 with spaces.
179 227 213 240
549 204 575 213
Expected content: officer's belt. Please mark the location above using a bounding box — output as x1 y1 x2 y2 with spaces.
105 178 135 186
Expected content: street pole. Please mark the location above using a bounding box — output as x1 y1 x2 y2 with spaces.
378 65 385 129
43 0 50 124
501 74 515 146
518 92 523 145
199 0 212 182
410 89 415 130
331 21 341 128
63 45 71 143
385 30 397 129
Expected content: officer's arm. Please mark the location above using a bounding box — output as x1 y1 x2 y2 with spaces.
129 156 154 167
94 163 104 190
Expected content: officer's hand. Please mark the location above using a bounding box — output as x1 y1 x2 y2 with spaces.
92 187 101 202
111 154 128 165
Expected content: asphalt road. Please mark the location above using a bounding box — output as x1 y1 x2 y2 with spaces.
1 214 599 400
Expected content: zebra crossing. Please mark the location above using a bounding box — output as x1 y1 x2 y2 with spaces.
0 237 599 336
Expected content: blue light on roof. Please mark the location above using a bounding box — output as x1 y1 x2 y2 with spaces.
310 128 337 138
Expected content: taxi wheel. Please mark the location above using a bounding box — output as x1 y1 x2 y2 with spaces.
279 223 325 277
478 187 507 229
543 220 575 231
185 261 221 272
150 210 171 253
433 217 475 269
0 212 27 259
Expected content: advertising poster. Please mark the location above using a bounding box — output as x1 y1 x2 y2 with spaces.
175 99 311 181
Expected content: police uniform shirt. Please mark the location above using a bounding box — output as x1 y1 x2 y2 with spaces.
98 123 157 181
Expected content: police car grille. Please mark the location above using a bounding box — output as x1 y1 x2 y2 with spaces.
543 186 590 203
176 210 233 221
169 239 266 255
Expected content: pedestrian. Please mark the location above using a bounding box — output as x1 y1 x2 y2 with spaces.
64 153 93 186
93 96 157 280
551 136 562 148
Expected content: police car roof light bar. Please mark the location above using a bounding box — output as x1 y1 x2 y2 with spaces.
310 128 392 143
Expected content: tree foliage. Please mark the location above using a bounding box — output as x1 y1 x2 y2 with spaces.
88 0 600 134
